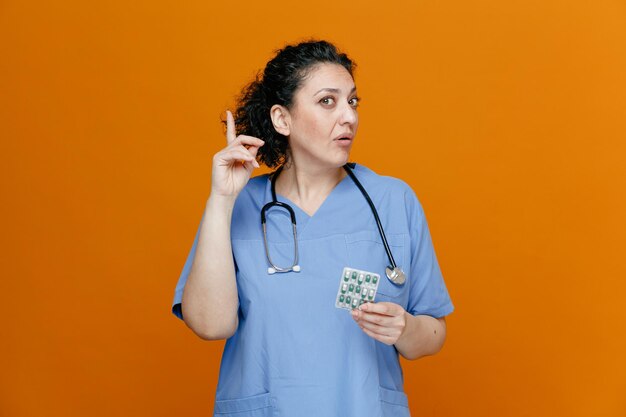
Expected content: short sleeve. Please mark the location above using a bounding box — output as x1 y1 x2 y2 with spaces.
405 190 454 318
171 216 203 321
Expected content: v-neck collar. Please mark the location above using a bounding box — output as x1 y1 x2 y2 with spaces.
264 168 353 237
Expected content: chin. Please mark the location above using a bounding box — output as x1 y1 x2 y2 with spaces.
331 152 351 168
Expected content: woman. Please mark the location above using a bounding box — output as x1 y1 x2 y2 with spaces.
172 40 454 417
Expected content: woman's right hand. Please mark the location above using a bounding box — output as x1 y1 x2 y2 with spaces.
211 110 265 198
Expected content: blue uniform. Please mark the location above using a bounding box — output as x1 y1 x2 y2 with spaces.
172 164 454 417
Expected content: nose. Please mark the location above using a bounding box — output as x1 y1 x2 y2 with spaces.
338 102 358 126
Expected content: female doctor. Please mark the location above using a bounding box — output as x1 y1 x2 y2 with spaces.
172 40 454 417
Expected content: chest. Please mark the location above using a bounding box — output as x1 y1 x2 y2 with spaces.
231 231 411 318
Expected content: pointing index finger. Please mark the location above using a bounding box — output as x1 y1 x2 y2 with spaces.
226 110 236 144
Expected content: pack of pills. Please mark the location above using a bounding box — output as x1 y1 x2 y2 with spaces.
335 267 380 310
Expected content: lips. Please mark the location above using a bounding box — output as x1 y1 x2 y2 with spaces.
334 133 353 141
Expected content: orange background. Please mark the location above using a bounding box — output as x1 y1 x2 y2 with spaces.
1 1 625 416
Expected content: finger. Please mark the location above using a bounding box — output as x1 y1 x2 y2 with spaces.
357 318 395 337
226 110 236 144
248 146 260 161
216 148 255 161
232 144 260 165
217 149 255 165
354 310 394 327
228 136 264 164
232 135 265 148
234 144 258 157
360 325 395 345
242 152 260 169
359 302 399 316
245 142 262 160
243 158 260 170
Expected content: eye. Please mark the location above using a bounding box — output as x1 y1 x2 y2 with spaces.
349 96 360 108
320 96 335 106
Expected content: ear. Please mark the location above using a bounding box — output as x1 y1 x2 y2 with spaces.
270 104 290 136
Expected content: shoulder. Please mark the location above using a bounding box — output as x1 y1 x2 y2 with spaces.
233 174 270 216
352 163 425 223
231 174 269 240
235 174 269 205
352 163 416 199
243 174 269 195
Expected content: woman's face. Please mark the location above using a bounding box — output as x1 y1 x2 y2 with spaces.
284 63 359 169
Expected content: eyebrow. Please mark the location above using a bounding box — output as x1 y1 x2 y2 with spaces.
314 87 357 95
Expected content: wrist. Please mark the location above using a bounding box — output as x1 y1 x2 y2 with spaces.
206 193 237 215
397 311 415 344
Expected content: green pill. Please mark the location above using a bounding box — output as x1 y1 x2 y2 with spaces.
351 271 357 280
372 276 378 284
349 284 354 292
339 295 345 303
346 296 351 304
356 285 361 293
365 275 371 282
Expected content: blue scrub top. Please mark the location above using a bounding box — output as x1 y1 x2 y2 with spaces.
172 164 454 417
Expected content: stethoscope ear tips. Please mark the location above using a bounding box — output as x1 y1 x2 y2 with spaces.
268 267 276 274
292 265 301 272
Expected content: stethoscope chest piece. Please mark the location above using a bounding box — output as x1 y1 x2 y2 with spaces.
385 266 406 285
268 264 301 275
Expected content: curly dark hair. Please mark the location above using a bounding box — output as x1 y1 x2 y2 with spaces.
230 40 355 168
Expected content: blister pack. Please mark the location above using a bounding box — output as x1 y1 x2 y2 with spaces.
335 267 380 310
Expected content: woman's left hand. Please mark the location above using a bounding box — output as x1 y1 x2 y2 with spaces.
351 302 407 345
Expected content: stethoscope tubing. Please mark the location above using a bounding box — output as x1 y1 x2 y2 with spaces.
261 200 299 273
261 163 399 273
342 163 398 270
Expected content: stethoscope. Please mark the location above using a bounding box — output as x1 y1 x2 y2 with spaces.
260 163 406 286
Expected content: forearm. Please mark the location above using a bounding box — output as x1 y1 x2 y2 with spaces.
181 195 240 340
394 314 447 360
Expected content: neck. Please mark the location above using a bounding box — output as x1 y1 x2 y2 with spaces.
275 162 347 216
